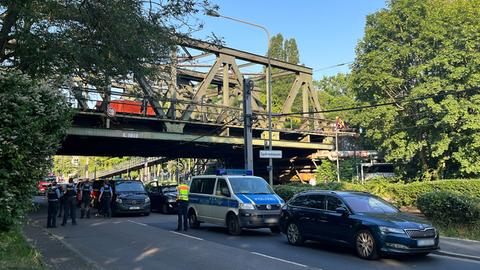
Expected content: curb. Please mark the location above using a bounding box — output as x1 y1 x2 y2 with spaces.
28 219 106 270
433 250 480 262
442 236 480 244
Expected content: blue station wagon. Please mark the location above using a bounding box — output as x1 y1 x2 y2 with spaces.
279 190 439 259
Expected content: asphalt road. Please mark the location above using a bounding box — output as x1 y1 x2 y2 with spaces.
31 197 480 270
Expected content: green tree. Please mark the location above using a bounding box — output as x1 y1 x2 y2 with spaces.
0 72 71 230
260 33 301 114
0 0 211 230
350 0 480 179
315 73 357 121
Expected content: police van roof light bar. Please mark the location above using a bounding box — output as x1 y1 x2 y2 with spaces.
216 169 253 176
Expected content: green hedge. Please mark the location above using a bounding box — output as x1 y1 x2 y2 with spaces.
273 179 480 207
417 191 480 225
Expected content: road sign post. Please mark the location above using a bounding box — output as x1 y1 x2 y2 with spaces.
243 79 254 172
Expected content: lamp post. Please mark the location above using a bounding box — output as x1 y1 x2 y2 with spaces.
207 10 274 186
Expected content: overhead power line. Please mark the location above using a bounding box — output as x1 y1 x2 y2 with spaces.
273 87 480 117
313 61 353 72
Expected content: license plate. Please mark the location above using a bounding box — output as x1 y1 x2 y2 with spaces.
417 239 435 247
265 218 278 224
129 206 140 210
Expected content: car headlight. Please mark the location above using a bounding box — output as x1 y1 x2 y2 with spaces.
115 198 122 203
239 203 255 210
379 226 405 235
145 197 150 203
168 198 176 203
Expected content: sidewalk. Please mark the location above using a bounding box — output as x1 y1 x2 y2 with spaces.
23 197 98 270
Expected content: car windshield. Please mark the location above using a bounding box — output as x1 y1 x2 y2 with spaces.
115 182 145 193
162 187 177 193
229 177 273 194
343 195 398 214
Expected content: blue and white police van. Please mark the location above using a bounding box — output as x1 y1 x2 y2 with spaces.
187 169 285 235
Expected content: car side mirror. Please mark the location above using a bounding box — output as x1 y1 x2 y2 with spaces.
336 207 349 216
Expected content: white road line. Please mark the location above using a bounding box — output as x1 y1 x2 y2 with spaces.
170 231 204 241
431 253 480 264
434 251 480 262
127 220 148 227
251 252 308 268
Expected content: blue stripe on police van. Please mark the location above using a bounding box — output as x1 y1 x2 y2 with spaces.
189 194 238 208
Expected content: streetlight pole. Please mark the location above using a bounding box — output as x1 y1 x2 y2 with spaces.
207 10 273 186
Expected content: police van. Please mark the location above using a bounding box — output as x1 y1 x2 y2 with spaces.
187 169 284 235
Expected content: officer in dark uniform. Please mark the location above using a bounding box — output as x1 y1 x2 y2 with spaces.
61 178 77 226
57 184 65 218
46 181 61 228
80 178 93 218
98 180 113 218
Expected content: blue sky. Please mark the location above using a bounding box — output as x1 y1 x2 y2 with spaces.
193 0 386 80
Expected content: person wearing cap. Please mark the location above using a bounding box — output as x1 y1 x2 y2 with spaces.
46 181 62 228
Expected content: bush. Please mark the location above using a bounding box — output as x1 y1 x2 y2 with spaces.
0 72 72 231
274 179 480 207
417 191 480 225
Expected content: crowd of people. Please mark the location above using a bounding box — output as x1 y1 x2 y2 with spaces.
46 178 113 228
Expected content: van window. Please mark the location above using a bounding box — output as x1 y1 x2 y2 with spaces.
229 177 273 194
215 179 230 197
190 178 216 195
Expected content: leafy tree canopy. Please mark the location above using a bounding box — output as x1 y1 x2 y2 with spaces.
350 0 480 179
0 0 213 85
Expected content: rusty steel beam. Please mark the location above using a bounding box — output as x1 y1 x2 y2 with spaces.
181 39 313 75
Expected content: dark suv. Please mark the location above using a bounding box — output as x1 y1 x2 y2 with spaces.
279 190 439 260
111 180 151 216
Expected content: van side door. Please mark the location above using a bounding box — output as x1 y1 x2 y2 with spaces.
210 178 233 224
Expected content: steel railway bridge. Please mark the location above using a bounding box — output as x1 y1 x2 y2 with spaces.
58 39 347 182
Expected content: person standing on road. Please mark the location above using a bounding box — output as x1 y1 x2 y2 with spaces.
57 184 65 218
61 178 77 226
176 181 190 231
46 181 62 228
80 178 93 218
98 180 113 218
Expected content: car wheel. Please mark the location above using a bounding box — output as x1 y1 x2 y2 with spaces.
355 230 379 260
188 210 200 229
227 214 242 235
162 204 168 214
270 226 281 234
286 222 304 245
144 211 150 216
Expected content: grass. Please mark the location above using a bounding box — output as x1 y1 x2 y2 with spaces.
436 222 480 241
0 227 45 270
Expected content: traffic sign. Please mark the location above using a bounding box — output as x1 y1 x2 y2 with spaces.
259 150 282 159
106 106 116 118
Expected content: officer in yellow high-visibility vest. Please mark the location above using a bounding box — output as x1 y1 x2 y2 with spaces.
176 180 190 231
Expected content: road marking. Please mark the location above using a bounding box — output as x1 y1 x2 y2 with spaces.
127 220 148 227
434 251 480 262
251 252 308 268
431 253 480 264
170 231 204 241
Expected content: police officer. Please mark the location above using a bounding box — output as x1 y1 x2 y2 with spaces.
57 184 65 218
98 180 113 218
61 178 77 226
46 181 61 228
80 178 93 218
176 180 190 231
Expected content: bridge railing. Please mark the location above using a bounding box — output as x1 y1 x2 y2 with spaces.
67 87 335 135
